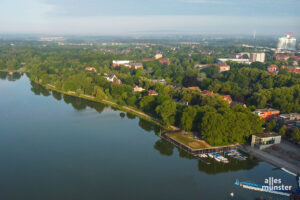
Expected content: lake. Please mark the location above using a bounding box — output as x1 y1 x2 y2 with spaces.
0 72 297 200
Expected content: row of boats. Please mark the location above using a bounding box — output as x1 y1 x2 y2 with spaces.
196 150 248 163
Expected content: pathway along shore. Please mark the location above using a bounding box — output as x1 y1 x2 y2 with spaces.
240 145 300 175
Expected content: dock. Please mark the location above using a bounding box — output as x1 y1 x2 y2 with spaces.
161 132 238 155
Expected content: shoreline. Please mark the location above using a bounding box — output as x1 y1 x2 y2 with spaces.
40 82 168 130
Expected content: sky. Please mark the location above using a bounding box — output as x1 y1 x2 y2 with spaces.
0 0 299 36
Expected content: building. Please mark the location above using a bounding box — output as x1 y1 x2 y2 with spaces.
251 133 281 149
274 53 289 61
267 64 279 74
148 90 158 96
155 53 163 60
279 113 300 123
142 58 155 62
112 60 131 67
222 95 232 104
278 113 300 129
236 52 250 59
250 53 266 63
130 63 143 70
104 74 117 82
194 64 211 69
201 90 214 95
217 58 251 64
159 59 170 65
85 67 97 73
219 64 231 72
151 79 167 84
253 108 280 120
113 78 122 85
277 33 297 52
104 74 122 84
236 52 265 63
194 63 230 72
287 66 300 74
133 84 145 92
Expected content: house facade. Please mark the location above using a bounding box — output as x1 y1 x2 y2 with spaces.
251 133 281 149
253 108 280 120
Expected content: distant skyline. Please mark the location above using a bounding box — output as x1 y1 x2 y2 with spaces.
0 0 299 36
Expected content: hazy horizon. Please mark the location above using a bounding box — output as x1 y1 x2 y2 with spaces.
1 0 299 36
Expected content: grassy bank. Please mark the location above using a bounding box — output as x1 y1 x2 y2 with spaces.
166 132 211 150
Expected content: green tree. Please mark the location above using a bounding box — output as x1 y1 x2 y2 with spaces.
279 125 287 136
155 100 176 125
180 106 197 131
266 120 276 132
291 128 300 142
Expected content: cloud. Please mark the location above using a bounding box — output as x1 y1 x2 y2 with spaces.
0 0 299 35
1 15 299 35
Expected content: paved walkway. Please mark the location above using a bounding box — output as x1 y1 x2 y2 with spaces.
241 145 300 175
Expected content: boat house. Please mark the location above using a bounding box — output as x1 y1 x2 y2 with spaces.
251 133 281 149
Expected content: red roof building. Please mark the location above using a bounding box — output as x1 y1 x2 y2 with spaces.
290 56 300 61
253 108 280 120
201 90 214 95
159 59 170 65
85 67 97 72
218 63 231 72
287 67 300 74
142 58 155 62
274 54 289 61
222 95 232 104
148 90 158 96
267 64 279 74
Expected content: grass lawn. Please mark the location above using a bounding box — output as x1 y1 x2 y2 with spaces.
166 132 211 150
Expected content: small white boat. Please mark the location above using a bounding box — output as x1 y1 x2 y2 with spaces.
214 157 221 162
208 153 214 158
201 154 207 158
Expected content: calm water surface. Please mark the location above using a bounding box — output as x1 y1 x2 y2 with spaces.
0 73 297 200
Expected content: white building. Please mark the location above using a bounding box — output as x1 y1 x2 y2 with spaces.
218 58 251 64
277 34 297 52
250 53 266 63
133 85 145 92
112 60 131 67
104 74 117 82
154 53 163 60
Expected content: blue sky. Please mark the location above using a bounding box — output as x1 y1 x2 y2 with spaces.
0 0 299 35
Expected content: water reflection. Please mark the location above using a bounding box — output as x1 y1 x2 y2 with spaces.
154 139 174 156
126 113 136 119
138 118 160 133
30 81 51 96
197 155 258 174
29 80 259 175
0 72 23 81
52 91 62 101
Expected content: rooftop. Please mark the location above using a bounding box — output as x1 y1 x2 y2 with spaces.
254 132 279 138
254 108 280 113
